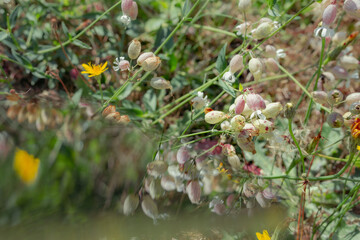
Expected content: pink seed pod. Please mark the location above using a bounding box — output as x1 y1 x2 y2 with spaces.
237 139 256 154
176 146 190 164
230 115 246 132
343 0 359 13
252 119 274 134
262 102 283 119
212 203 226 215
150 77 172 90
235 96 245 114
121 0 133 13
312 91 328 105
255 192 271 208
346 92 360 106
204 110 226 124
322 3 337 26
226 194 235 207
161 176 176 191
141 195 159 220
137 52 155 66
122 0 138 20
229 54 244 74
123 194 139 216
186 181 201 204
222 143 236 156
265 58 279 72
228 154 241 170
143 57 161 71
246 93 266 111
147 160 168 177
128 40 141 59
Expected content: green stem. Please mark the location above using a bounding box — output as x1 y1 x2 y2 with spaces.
191 24 237 37
288 118 305 173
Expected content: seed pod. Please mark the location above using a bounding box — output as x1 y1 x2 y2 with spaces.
147 160 168 177
117 115 130 124
235 22 252 36
235 96 245 114
262 188 276 199
265 58 279 72
249 58 263 80
105 112 121 121
346 92 360 106
176 146 190 164
230 115 246 132
255 192 271 208
221 120 231 131
242 103 253 117
222 144 236 156
115 60 130 71
327 89 344 105
343 112 354 127
251 22 273 39
229 54 244 74
327 112 344 128
142 57 161 71
122 0 138 20
322 4 337 26
331 66 348 79
123 194 139 216
339 55 359 70
150 77 172 90
262 102 283 119
204 110 226 124
191 96 206 110
264 45 276 58
141 195 159 220
212 203 226 215
149 179 163 199
252 119 274 134
161 176 176 191
333 31 347 45
228 154 241 170
238 0 251 11
229 104 236 113
243 182 257 198
102 105 116 117
128 40 141 59
344 0 358 12
246 93 266 111
137 52 155 66
350 102 360 115
237 140 256 154
186 181 201 204
312 91 328 105
226 194 235 207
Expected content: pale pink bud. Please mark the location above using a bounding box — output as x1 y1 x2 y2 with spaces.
235 96 245 114
128 40 141 59
222 143 236 156
312 91 328 105
230 115 245 132
137 52 155 66
265 58 279 72
226 194 235 207
252 119 274 134
228 154 241 170
147 160 168 177
142 57 161 71
149 179 163 199
161 176 176 191
186 181 201 204
70 68 79 79
322 3 337 26
176 146 190 164
204 110 226 124
229 54 244 74
150 77 172 90
123 194 139 216
262 102 283 119
246 93 266 111
343 0 360 18
346 92 360 106
122 0 138 20
141 195 159 220
262 188 276 199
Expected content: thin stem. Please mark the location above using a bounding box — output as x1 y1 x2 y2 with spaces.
288 118 305 172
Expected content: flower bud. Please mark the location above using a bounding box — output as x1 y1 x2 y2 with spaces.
327 112 344 128
228 154 241 170
137 52 155 66
186 181 201 204
322 3 337 26
339 55 359 70
264 45 276 58
221 120 231 131
346 92 360 106
284 102 295 119
350 102 360 115
235 96 245 114
229 54 244 73
141 195 159 220
70 68 79 79
248 58 263 80
123 194 139 216
128 40 141 59
238 0 251 11
149 179 163 199
312 91 328 105
265 58 279 72
230 115 246 132
327 89 343 105
205 110 226 124
262 102 283 119
226 194 235 207
246 93 266 111
212 203 226 215
122 0 138 20
147 160 168 177
252 119 274 134
161 176 176 191
251 22 273 39
143 57 161 71
255 192 271 208
150 77 172 90
176 146 190 164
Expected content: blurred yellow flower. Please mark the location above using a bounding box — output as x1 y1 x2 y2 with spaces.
256 230 271 240
81 62 108 77
13 149 40 185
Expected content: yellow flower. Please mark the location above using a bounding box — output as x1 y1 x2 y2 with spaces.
256 230 271 240
81 62 108 77
13 149 40 185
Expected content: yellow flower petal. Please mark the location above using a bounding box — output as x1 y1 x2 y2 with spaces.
256 232 264 240
357 145 360 151
13 148 40 185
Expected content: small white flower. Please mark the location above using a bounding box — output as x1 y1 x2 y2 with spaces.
314 26 334 38
250 110 266 120
222 71 236 83
276 49 286 59
113 57 130 71
120 15 131 26
191 91 208 110
235 22 251 37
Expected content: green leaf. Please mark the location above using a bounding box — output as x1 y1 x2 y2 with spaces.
117 83 133 101
266 0 277 8
182 0 191 17
9 6 21 28
143 89 157 112
61 22 71 38
218 79 235 98
216 43 227 73
72 39 92 49
239 83 243 92
0 32 8 41
71 89 83 105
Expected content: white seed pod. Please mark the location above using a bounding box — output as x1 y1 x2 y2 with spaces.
161 175 176 191
149 179 163 199
228 154 241 170
150 77 172 90
252 119 274 134
255 192 271 208
168 165 182 178
141 195 159 220
123 194 139 216
248 58 263 80
229 54 244 74
186 181 201 204
262 102 283 119
221 120 231 131
312 91 328 105
176 146 190 164
242 103 253 117
204 110 226 124
137 52 155 66
251 22 273 39
346 92 360 106
264 45 277 58
128 40 141 59
235 22 252 36
322 4 337 26
339 55 359 70
238 0 252 11
147 160 168 177
265 58 279 72
243 182 257 198
143 57 161 71
237 140 256 154
229 104 236 113
230 115 246 132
